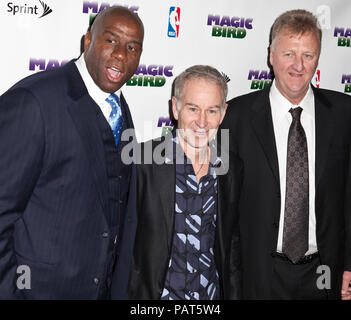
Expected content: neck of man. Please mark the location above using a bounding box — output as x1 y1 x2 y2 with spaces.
275 81 309 106
177 132 210 182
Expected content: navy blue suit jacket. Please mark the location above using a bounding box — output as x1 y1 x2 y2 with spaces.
0 60 137 299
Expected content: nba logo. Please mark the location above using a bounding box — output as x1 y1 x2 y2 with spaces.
312 69 321 88
168 7 180 38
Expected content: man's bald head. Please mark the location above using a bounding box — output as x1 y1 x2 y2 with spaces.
89 6 144 40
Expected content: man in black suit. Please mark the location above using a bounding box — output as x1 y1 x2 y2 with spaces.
128 65 242 300
221 9 351 299
0 6 143 299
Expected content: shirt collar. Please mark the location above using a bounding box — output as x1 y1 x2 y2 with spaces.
270 79 314 119
75 54 121 104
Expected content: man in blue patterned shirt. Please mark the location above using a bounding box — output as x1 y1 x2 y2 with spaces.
128 65 242 300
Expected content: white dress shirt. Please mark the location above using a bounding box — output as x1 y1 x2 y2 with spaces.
269 80 318 255
75 54 122 121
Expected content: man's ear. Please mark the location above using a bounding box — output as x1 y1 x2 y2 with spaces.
219 103 228 124
269 46 274 67
172 96 179 121
84 31 91 53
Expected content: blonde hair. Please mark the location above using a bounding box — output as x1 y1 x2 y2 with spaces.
270 9 321 50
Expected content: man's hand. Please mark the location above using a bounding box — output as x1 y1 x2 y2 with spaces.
341 271 351 300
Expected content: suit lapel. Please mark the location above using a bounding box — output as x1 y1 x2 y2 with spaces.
155 163 175 252
250 88 280 186
64 61 110 222
120 92 135 129
159 135 176 252
216 172 227 274
314 87 333 189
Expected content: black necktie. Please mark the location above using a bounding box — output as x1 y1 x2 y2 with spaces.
282 107 309 263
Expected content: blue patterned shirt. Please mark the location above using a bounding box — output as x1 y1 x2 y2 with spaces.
161 135 221 300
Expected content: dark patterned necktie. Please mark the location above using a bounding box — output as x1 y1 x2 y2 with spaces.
282 107 309 263
106 93 123 148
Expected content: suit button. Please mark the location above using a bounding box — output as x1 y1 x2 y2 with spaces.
93 277 99 285
119 175 122 179
102 232 109 238
273 222 279 228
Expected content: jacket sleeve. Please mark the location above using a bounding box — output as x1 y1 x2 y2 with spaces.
0 88 45 299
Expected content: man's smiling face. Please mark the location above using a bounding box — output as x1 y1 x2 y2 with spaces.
270 29 320 104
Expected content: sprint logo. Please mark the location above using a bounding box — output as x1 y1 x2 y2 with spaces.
38 0 52 18
7 0 53 18
221 72 230 83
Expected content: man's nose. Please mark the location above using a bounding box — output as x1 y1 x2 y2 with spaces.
292 55 304 72
196 111 207 127
112 44 127 61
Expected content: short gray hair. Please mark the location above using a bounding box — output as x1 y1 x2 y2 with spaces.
270 9 322 50
173 65 228 111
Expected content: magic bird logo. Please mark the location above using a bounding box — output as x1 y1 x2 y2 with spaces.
207 14 253 39
157 117 174 137
82 1 138 14
127 64 174 87
82 2 139 26
248 69 272 90
342 74 351 93
333 27 351 47
7 0 53 18
29 58 68 71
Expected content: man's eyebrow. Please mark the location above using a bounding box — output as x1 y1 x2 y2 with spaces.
103 30 118 37
206 105 221 110
129 40 143 47
184 103 221 109
184 103 198 108
102 30 142 46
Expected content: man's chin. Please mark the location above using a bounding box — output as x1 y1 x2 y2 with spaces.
185 139 209 150
98 80 124 94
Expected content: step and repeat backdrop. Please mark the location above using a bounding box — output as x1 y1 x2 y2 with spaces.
0 0 350 141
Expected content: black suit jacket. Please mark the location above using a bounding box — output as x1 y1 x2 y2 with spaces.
220 86 351 299
0 60 137 299
127 134 243 299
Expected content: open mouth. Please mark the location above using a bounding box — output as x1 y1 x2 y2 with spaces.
106 66 124 82
289 72 304 78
